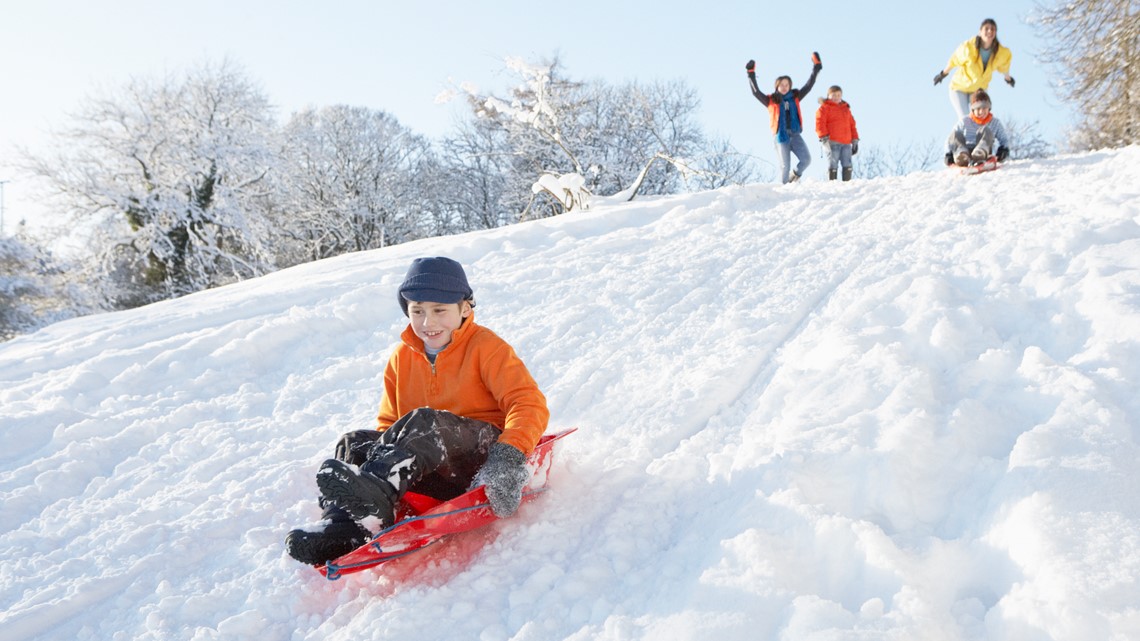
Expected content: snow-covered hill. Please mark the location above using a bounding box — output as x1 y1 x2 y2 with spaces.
2 148 1139 641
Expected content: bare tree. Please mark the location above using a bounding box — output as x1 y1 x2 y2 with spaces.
857 139 944 178
437 115 517 231
685 139 761 191
1030 0 1140 149
1002 116 1054 159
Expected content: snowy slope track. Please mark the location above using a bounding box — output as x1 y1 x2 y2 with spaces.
2 148 1140 641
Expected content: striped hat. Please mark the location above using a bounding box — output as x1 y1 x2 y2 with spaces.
970 89 992 110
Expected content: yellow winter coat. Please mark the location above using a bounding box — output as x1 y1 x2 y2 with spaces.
947 38 1012 93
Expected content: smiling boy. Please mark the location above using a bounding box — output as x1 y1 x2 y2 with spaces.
945 89 1011 167
815 85 860 181
285 257 550 566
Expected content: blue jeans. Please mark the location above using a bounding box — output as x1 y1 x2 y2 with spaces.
826 142 853 171
774 133 811 183
949 85 971 121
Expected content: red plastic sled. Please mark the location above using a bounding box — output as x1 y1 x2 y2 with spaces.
318 428 576 580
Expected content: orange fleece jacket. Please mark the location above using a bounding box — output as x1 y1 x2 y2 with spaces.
376 315 549 454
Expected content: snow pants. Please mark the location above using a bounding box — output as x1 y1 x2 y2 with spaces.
330 408 501 503
775 132 811 183
948 127 996 157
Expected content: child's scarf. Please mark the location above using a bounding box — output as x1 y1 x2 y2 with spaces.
776 92 801 143
971 112 993 126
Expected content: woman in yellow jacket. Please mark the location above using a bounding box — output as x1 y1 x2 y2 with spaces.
285 256 550 565
934 18 1015 120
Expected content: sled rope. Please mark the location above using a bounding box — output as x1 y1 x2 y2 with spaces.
323 487 549 581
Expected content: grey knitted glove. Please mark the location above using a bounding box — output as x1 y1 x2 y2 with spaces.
471 442 530 517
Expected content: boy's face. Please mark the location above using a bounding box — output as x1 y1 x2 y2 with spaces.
829 90 843 103
971 104 991 118
407 300 472 351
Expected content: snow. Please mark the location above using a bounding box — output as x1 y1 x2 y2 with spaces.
3 147 1140 641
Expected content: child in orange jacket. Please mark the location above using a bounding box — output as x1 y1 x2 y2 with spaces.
747 52 822 183
285 256 550 566
815 85 860 181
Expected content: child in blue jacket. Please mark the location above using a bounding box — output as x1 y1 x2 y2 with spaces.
945 89 1010 167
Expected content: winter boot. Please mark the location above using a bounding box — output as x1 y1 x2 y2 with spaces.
954 151 970 167
828 168 838 181
787 170 801 183
971 146 990 164
285 502 371 565
842 167 853 182
316 459 399 523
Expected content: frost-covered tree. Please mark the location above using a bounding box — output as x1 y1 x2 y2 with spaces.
578 79 706 198
437 116 516 231
20 59 277 308
271 105 439 266
1031 0 1140 149
448 57 745 220
0 233 95 340
471 57 591 218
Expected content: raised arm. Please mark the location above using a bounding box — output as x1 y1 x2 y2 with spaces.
746 59 772 106
798 52 822 99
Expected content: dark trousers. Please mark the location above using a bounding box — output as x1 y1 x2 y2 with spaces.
332 407 500 502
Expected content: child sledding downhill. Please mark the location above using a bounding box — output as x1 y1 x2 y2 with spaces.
815 85 860 181
285 256 550 567
946 89 1011 170
747 52 822 184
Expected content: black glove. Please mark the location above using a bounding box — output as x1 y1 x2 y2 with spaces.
996 146 1010 162
811 51 822 72
746 59 755 75
852 139 859 155
934 70 948 85
1005 76 1016 88
471 442 530 517
945 152 955 166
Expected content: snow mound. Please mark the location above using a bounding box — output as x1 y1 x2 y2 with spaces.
2 147 1140 641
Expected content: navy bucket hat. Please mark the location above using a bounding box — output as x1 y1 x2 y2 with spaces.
397 257 474 316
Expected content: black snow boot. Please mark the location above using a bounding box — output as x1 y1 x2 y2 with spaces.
285 503 371 566
828 168 838 181
842 167 853 181
316 459 399 524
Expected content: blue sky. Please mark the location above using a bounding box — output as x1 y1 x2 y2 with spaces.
0 0 1068 228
